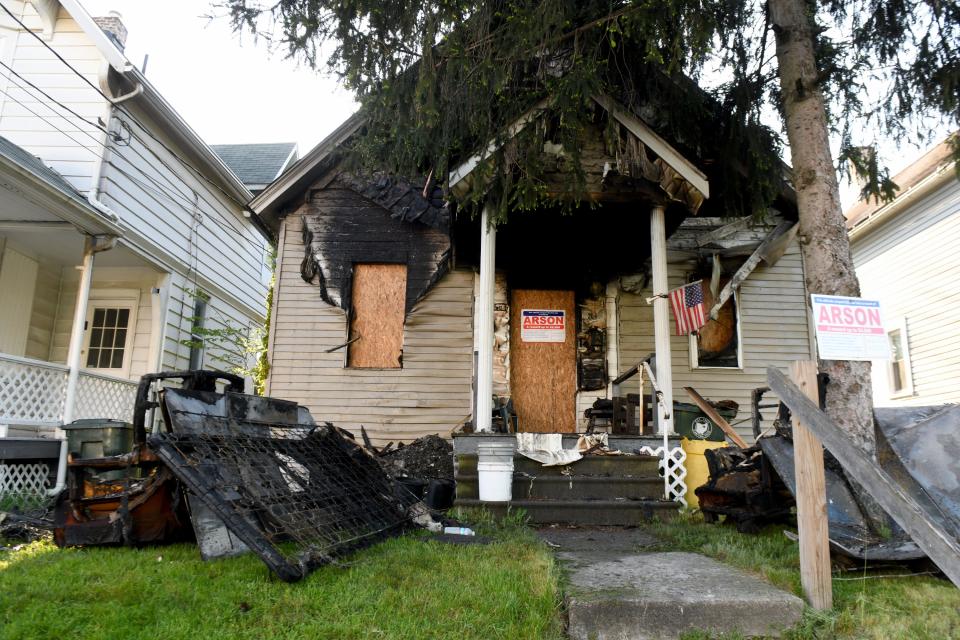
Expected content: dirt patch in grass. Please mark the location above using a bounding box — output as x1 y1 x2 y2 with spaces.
652 512 960 640
0 524 563 640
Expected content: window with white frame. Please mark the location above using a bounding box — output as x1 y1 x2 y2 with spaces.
690 281 742 369
887 318 914 397
83 298 138 375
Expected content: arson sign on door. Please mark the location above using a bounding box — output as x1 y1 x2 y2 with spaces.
520 309 566 343
810 295 890 361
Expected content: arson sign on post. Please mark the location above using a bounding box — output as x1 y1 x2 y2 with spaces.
520 309 566 343
810 295 890 361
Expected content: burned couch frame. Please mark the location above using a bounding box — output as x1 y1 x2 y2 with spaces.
57 370 420 582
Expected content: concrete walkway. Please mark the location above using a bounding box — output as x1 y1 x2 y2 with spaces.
538 526 804 640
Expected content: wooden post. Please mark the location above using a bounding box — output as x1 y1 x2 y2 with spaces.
790 360 833 610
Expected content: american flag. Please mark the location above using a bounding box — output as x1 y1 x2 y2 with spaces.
669 281 706 336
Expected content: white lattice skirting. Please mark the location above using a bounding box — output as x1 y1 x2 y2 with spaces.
0 463 50 500
636 445 688 507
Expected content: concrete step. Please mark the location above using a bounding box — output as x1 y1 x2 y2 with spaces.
456 453 660 477
562 551 804 639
454 498 679 525
455 474 664 501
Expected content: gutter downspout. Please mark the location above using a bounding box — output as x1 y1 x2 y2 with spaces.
49 67 132 498
52 233 116 497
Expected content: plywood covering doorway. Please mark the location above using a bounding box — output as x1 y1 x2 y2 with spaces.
510 289 576 432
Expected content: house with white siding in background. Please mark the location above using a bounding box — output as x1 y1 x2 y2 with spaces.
0 0 271 443
845 138 960 407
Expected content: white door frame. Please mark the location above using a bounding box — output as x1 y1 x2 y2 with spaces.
82 288 140 377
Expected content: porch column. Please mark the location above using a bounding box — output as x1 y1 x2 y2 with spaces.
650 205 674 435
62 234 116 425
475 203 496 432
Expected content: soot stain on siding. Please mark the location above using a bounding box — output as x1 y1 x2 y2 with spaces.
299 176 452 314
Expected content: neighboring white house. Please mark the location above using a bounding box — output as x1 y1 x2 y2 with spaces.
0 1 271 437
845 139 960 406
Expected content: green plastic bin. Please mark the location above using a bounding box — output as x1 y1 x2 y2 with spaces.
672 402 738 442
62 419 134 459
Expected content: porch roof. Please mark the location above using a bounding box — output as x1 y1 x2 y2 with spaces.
0 136 123 237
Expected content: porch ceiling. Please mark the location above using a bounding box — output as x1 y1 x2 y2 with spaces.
1 226 158 269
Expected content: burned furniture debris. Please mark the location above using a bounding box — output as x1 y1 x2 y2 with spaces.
51 371 233 547
751 384 926 562
695 445 795 533
55 370 425 582
149 376 423 582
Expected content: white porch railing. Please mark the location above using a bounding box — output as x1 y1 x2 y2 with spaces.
0 353 137 427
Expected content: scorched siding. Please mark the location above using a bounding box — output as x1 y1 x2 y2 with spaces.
267 212 473 447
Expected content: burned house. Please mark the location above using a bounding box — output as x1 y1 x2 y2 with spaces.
250 86 813 455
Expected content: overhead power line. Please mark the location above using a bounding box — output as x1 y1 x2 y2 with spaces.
0 1 255 213
0 71 266 257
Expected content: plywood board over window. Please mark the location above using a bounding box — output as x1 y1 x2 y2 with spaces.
348 264 407 368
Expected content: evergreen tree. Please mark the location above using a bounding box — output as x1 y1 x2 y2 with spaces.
224 0 958 464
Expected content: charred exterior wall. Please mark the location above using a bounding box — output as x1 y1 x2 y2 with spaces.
299 181 451 314
268 211 473 447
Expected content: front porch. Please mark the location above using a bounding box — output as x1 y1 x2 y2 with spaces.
0 182 166 497
0 353 137 436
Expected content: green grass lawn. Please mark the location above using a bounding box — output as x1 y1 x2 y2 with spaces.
652 513 960 640
0 521 564 640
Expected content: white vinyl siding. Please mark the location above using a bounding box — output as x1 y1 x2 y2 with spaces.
852 176 960 406
0 4 107 194
25 259 60 360
0 245 38 355
0 2 270 384
267 214 474 447
618 240 814 438
99 107 268 317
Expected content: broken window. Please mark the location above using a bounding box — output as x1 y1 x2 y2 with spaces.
347 264 407 368
691 279 741 369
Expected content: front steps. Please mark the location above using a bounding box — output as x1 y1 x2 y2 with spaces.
454 452 680 525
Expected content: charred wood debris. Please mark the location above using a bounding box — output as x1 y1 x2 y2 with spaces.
21 371 462 582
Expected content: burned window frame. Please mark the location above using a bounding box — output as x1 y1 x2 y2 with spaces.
689 288 743 370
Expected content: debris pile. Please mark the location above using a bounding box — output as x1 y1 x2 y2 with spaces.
379 434 454 481
54 371 430 582
695 445 794 533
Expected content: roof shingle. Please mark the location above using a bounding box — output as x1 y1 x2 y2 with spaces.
211 142 298 189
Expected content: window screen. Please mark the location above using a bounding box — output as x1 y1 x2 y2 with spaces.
347 264 407 368
86 307 130 369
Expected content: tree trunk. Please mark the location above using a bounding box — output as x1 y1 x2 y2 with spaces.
768 0 875 456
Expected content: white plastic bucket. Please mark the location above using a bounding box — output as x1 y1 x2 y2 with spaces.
477 441 514 502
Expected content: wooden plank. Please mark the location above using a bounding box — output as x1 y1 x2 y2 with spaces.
768 365 960 588
788 361 833 610
708 221 796 320
682 386 749 449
